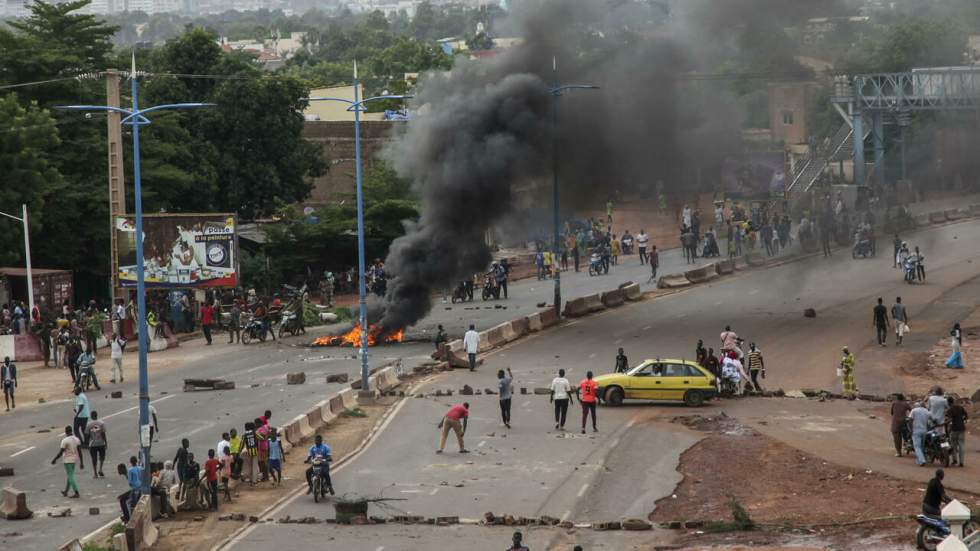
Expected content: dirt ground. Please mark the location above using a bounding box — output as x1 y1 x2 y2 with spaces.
651 413 980 550
895 309 980 398
86 396 396 551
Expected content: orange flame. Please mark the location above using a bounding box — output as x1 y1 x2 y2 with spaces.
312 324 405 347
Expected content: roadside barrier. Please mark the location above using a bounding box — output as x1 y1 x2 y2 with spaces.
599 288 625 307
0 487 32 519
125 495 158 551
683 265 718 284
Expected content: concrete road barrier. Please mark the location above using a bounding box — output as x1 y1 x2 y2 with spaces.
563 296 591 317
476 330 494 353
583 293 605 313
538 308 559 328
745 252 766 267
913 213 930 227
945 209 961 221
714 259 735 275
0 487 32 519
600 289 625 307
125 495 158 551
509 317 530 339
317 399 337 426
328 393 347 415
657 274 691 289
621 282 642 301
306 408 325 431
525 312 542 332
929 211 946 224
684 265 718 284
338 387 357 409
970 204 980 217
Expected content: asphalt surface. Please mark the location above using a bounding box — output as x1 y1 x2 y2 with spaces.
4 211 979 550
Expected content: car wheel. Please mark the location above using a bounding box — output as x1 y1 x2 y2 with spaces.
604 387 624 407
684 390 705 407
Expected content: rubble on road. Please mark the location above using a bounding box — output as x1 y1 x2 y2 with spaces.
183 378 235 392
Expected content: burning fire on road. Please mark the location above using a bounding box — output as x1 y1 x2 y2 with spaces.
311 324 405 347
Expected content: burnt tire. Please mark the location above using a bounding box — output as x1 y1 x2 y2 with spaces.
684 390 705 407
604 387 624 407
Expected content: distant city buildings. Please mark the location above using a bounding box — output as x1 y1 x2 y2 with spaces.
2 0 498 17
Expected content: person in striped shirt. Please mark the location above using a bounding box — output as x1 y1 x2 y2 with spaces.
746 343 765 392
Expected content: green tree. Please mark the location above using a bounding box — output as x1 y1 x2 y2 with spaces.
0 95 62 266
465 31 494 51
840 19 967 73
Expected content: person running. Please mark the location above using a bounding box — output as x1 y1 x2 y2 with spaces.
85 411 107 477
892 297 909 346
436 402 469 454
576 371 599 434
614 348 629 373
463 324 480 372
550 369 572 431
267 429 283 486
51 426 83 498
746 343 765 391
890 394 911 457
203 449 220 510
840 347 857 398
497 368 513 429
304 434 333 495
1 356 16 411
73 387 90 447
873 297 890 347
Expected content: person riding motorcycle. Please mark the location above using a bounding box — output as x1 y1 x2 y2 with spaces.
76 347 101 390
923 468 951 517
305 435 334 496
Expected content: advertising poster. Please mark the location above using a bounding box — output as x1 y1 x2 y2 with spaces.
115 214 238 288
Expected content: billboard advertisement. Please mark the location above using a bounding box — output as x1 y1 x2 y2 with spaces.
115 214 238 288
721 153 786 198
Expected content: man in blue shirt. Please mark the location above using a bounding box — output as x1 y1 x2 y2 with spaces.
304 435 333 495
117 456 144 523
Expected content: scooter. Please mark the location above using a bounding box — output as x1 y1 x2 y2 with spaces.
241 316 267 345
915 512 979 551
481 273 500 301
588 253 604 276
904 258 919 284
308 455 334 503
278 309 305 338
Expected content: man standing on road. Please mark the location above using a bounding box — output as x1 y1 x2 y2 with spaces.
571 239 580 272
890 394 911 457
928 387 948 430
497 368 513 429
228 300 241 344
893 233 902 268
873 298 890 347
892 297 909 346
200 300 215 346
51 426 83 498
86 411 107 477
577 371 599 434
464 324 480 372
647 245 659 283
550 369 572 431
637 229 649 265
174 438 191 497
110 333 125 384
746 343 765 391
910 403 931 466
436 402 469 454
203 449 220 510
73 387 90 447
948 397 968 467
840 347 857 398
915 246 926 282
614 347 629 373
1 356 16 411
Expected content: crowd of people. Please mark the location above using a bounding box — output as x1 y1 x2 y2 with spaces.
890 387 969 469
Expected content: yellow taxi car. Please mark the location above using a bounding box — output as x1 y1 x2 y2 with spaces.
594 359 716 407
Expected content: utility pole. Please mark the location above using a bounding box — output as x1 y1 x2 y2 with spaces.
106 69 126 302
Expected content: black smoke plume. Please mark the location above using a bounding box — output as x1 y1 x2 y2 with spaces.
377 0 834 330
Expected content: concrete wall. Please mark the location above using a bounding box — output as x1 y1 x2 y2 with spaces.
768 81 819 146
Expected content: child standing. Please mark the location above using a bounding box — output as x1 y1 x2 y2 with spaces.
203 449 221 511
267 429 283 486
220 445 233 502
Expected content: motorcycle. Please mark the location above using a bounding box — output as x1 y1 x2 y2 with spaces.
308 455 334 503
452 281 472 303
278 309 305 338
588 253 604 276
916 513 979 551
241 316 267 345
76 364 97 391
852 237 874 259
904 258 919 284
923 428 951 467
622 237 633 255
481 273 501 301
719 375 739 398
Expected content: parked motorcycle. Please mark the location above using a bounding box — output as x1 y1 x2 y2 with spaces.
241 316 267 345
452 281 473 303
923 428 952 467
916 513 979 551
852 238 874 259
278 309 305 338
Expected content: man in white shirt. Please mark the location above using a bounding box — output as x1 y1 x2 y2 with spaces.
216 432 230 462
463 324 480 372
110 334 125 384
637 230 649 265
51 426 83 498
549 368 573 431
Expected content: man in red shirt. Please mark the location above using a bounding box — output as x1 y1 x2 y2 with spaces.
577 371 599 434
436 402 470 454
203 448 221 510
200 300 215 346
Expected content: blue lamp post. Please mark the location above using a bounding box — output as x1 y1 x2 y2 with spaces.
306 62 411 394
58 55 212 492
548 58 599 318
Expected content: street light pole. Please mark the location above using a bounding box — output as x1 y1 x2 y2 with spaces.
58 54 212 493
306 65 411 393
548 59 599 319
0 205 34 318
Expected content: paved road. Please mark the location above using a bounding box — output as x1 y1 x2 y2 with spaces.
226 217 980 550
